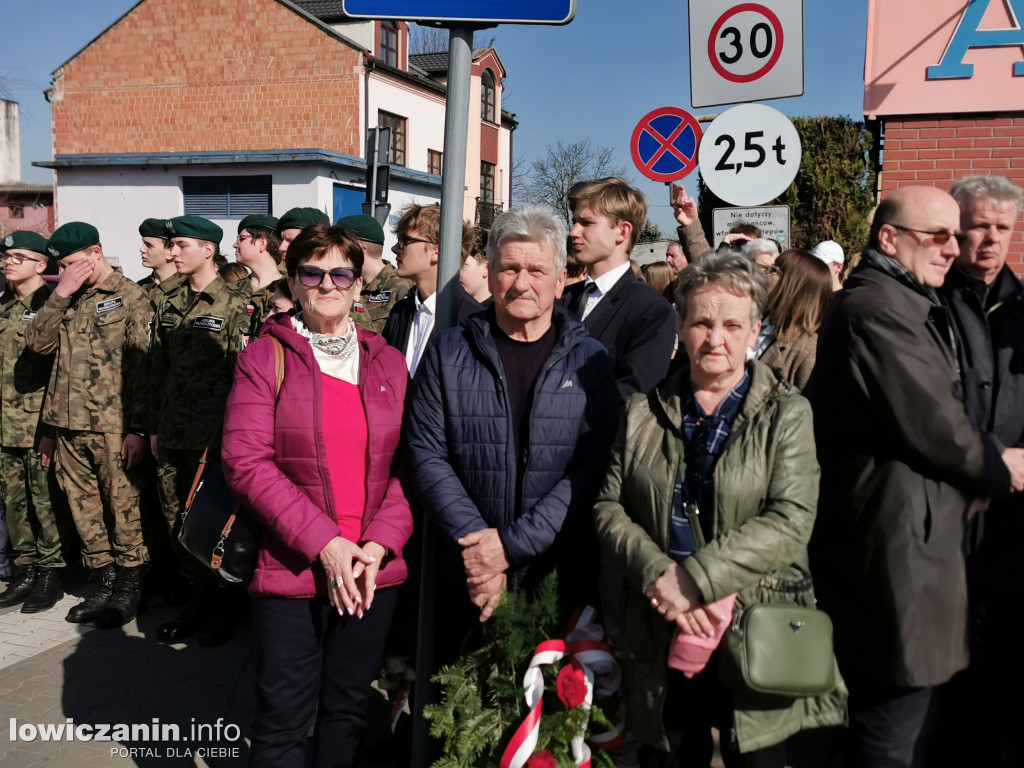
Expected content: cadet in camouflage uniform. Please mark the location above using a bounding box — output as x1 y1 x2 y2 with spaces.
150 215 253 645
231 213 281 330
337 214 413 333
25 222 154 628
0 231 64 613
136 218 183 298
277 206 330 260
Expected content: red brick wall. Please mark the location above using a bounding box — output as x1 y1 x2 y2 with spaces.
880 113 1024 265
50 0 363 157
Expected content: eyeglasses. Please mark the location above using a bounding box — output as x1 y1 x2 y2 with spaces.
234 234 253 245
295 265 359 289
1 252 44 265
395 235 436 249
888 223 961 245
758 263 780 276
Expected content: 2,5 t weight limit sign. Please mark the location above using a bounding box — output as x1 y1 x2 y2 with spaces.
698 104 802 207
690 0 803 108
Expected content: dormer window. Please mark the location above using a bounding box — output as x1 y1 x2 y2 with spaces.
481 69 496 123
380 21 398 67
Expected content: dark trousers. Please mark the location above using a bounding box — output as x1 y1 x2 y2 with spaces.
654 658 787 768
847 682 932 768
249 588 397 768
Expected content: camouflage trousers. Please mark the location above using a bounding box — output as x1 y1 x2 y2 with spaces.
155 446 208 582
55 430 147 569
0 447 64 569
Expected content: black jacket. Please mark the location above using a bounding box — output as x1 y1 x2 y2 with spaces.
561 270 676 400
809 250 1011 688
381 282 483 356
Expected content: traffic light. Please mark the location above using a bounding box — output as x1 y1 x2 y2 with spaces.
365 127 392 205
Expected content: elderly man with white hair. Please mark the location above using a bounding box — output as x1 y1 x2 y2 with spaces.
934 173 1024 766
406 204 619 659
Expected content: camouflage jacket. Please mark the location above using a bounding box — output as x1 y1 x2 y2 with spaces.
150 275 253 450
352 263 413 334
25 271 154 435
234 276 277 332
138 272 185 300
0 285 56 448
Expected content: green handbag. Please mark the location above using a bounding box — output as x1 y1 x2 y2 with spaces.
719 602 837 699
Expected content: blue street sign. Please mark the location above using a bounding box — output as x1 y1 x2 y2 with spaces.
341 0 576 25
630 107 702 183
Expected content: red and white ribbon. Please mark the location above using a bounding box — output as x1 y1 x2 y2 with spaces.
500 606 624 768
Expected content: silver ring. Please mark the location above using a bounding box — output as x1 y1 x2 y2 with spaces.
333 575 344 588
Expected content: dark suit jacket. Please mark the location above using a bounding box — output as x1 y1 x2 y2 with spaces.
381 282 484 356
561 270 676 399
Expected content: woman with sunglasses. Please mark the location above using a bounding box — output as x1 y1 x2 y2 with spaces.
222 223 411 768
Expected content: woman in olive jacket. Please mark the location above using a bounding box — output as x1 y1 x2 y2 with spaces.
593 251 846 765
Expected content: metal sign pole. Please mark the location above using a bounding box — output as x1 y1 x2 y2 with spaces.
410 24 474 766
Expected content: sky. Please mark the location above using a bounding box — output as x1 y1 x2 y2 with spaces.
0 0 869 234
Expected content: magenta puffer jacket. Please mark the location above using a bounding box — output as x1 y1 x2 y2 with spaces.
222 313 412 599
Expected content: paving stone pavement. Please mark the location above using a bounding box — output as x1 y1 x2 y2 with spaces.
0 569 403 768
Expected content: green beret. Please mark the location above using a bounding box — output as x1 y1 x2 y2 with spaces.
335 214 385 245
1 230 49 256
138 218 168 239
164 215 223 244
277 207 330 234
237 214 279 234
47 222 100 260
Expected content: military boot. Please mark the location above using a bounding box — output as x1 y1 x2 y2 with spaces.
94 565 148 629
0 566 37 608
21 568 64 614
66 564 117 623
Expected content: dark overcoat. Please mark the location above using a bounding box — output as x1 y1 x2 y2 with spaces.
809 255 1010 688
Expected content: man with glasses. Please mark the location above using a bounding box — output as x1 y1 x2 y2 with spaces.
809 185 1024 768
25 222 154 628
0 232 64 613
232 214 282 329
336 213 412 334
149 215 253 645
381 203 483 376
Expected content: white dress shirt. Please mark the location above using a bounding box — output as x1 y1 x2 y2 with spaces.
406 290 436 376
581 261 632 321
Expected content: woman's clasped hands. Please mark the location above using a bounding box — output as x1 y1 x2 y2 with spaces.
318 536 387 619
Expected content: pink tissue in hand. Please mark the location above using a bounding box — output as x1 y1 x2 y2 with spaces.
667 592 737 678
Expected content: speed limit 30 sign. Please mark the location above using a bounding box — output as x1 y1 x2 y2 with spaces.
690 0 803 108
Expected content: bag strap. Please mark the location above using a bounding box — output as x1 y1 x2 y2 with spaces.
269 336 285 398
182 336 286 519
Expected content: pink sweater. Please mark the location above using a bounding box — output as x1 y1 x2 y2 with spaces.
222 314 412 599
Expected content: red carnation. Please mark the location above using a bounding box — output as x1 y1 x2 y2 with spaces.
526 750 558 768
556 664 589 709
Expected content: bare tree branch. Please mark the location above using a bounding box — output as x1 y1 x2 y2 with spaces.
517 139 628 225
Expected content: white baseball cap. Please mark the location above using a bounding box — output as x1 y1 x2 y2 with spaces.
812 240 845 266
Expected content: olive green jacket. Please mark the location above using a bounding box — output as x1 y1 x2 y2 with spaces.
593 360 846 754
0 286 55 448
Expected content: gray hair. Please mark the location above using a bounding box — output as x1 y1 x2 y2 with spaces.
486 204 568 273
741 238 780 259
674 249 768 324
950 174 1023 214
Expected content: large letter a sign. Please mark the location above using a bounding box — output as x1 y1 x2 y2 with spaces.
927 0 1024 79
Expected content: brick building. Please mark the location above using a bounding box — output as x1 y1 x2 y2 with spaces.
865 0 1024 265
35 0 516 278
